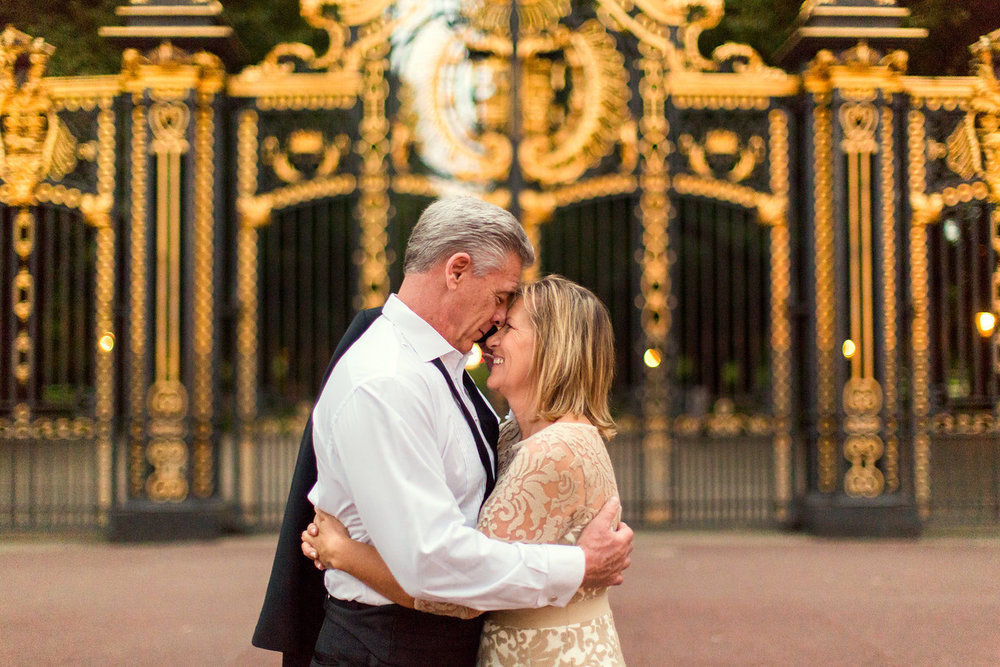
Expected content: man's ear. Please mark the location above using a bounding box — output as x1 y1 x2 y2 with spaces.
444 252 473 289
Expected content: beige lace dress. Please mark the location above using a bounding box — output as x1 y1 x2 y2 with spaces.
416 420 626 666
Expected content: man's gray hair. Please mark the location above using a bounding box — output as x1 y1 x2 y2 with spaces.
403 196 535 275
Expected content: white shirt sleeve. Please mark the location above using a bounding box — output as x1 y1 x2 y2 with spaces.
327 377 584 610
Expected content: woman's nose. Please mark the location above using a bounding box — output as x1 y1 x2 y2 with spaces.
486 328 501 349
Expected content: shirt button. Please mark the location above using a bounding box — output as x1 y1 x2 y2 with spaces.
548 595 558 603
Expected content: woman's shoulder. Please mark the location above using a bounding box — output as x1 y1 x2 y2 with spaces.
519 422 601 457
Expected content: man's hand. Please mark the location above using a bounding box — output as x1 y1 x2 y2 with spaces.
578 497 633 588
301 508 351 570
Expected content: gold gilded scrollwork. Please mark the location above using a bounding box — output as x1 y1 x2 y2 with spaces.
842 378 885 497
403 15 630 189
945 113 983 181
812 95 838 493
767 108 793 519
0 27 80 207
463 0 571 35
356 24 391 309
146 380 190 502
906 107 934 517
121 41 224 502
806 41 911 497
262 131 350 184
880 104 900 492
249 0 395 74
637 40 672 523
968 30 1000 201
678 130 765 183
517 21 631 186
595 0 777 74
0 27 76 420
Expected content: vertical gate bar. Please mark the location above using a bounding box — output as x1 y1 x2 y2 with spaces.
26 209 39 413
748 210 761 397
971 208 984 398
906 106 935 518
266 215 280 400
336 197 349 335
699 199 711 392
879 104 900 493
2 208 9 405
283 213 296 403
732 206 741 394
585 201 597 292
316 200 331 378
683 198 695 398
74 211 88 390
733 207 746 395
356 29 390 310
299 205 314 398
596 199 611 324
38 209 51 395
861 153 875 381
956 212 969 393
938 220 951 400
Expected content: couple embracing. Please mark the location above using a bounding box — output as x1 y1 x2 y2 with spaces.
254 197 633 666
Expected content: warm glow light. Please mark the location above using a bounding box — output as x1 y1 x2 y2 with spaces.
99 333 115 352
465 343 483 369
976 311 996 338
643 348 662 368
842 339 856 359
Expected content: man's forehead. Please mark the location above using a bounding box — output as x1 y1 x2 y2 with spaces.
489 255 522 288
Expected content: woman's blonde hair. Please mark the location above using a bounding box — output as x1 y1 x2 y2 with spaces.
519 275 616 439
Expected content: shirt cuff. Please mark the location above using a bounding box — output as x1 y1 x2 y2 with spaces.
539 544 586 607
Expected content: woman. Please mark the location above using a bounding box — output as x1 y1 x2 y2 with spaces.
303 275 626 665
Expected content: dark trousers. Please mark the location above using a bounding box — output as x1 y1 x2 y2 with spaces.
310 596 485 667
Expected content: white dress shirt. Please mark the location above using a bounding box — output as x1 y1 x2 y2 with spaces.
308 295 584 610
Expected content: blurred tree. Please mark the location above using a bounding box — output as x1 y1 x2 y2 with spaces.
698 0 802 66
2 0 121 76
899 0 1000 76
0 1 998 77
699 0 1000 76
0 0 323 76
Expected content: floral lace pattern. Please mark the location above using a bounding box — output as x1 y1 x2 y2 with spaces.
416 420 626 665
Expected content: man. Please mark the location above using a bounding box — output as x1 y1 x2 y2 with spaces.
264 197 632 666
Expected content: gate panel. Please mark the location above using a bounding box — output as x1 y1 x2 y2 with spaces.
543 196 643 399
667 197 778 526
257 198 359 413
246 196 360 526
925 199 1000 525
1 205 101 530
542 195 644 520
907 65 1000 526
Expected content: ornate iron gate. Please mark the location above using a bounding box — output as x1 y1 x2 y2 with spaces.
2 1 1000 537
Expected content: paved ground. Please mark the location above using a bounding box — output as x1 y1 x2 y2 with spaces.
2 530 999 666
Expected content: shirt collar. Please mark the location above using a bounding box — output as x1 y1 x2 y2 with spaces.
383 294 469 374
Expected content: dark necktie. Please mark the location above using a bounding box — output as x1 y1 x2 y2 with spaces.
431 359 499 503
463 372 499 461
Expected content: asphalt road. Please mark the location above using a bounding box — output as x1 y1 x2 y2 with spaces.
2 531 999 665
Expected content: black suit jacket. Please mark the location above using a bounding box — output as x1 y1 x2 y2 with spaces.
252 307 382 666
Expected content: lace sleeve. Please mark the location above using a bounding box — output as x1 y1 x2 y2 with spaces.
414 430 586 619
478 434 586 544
